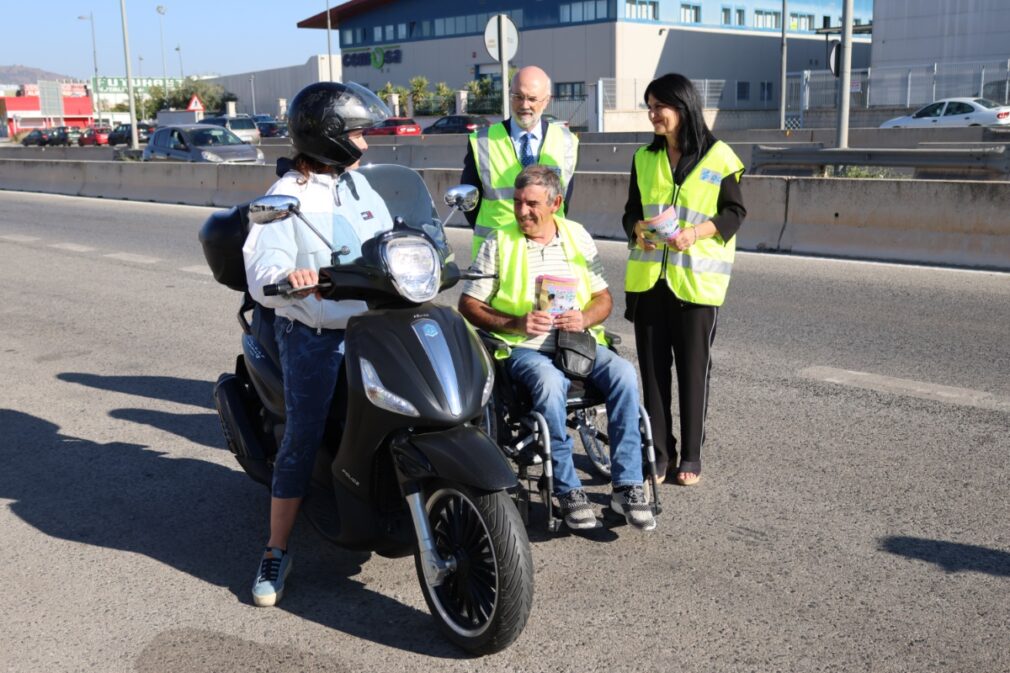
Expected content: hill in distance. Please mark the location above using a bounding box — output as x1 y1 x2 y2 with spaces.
0 65 78 85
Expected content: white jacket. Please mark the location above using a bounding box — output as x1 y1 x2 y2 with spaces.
243 169 393 330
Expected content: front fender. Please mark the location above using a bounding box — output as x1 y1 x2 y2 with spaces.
391 425 517 492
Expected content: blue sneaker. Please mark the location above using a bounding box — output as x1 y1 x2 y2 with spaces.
252 547 292 607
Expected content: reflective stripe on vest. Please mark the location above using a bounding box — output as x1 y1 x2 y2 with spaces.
625 141 744 306
487 216 606 356
470 122 578 257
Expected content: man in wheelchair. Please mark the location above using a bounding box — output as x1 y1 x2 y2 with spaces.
459 165 657 532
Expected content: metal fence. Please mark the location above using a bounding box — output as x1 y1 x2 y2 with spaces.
788 59 1010 113
600 77 771 111
602 61 1010 116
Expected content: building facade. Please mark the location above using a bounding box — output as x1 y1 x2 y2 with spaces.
299 0 872 117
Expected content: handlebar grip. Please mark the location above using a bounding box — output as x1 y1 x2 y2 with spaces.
263 281 292 297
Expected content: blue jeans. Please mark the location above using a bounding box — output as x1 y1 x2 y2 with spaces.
505 344 643 495
272 317 345 499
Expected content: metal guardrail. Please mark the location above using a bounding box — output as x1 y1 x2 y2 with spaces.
750 144 1010 179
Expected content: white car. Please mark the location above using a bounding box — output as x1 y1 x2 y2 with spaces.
880 97 1010 128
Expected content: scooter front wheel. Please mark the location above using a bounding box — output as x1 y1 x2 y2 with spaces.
414 482 533 655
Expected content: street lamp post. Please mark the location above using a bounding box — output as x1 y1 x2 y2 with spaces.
175 44 184 79
250 75 257 116
779 0 788 130
119 0 139 149
156 5 168 95
325 0 334 81
78 12 100 127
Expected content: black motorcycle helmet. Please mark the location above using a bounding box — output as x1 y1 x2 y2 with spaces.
287 81 390 167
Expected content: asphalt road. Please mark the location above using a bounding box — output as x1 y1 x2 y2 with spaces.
1 190 1008 673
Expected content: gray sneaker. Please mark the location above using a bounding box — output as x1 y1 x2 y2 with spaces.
558 488 600 530
252 547 293 607
611 485 657 531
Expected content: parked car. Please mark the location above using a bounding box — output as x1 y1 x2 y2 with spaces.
363 117 421 136
108 123 156 145
20 129 55 146
78 126 112 146
142 124 265 164
879 97 1010 128
421 114 491 134
252 114 274 124
48 127 82 146
200 115 261 144
256 120 288 138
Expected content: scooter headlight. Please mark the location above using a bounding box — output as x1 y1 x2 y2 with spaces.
383 237 440 303
360 357 420 417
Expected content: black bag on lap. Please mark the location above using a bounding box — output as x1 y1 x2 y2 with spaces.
553 330 597 380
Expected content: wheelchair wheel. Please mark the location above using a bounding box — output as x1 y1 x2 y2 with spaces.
574 406 611 479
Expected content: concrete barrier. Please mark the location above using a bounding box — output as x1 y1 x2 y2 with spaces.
213 165 276 207
780 178 1010 269
0 159 86 196
80 161 217 205
3 158 1010 270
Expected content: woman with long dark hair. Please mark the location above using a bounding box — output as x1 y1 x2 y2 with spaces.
622 73 746 486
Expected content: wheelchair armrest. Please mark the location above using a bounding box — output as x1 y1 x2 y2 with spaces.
476 328 510 354
604 330 622 347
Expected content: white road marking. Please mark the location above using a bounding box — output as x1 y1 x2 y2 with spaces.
0 234 41 243
103 252 160 264
800 366 1010 413
180 265 213 276
50 243 96 253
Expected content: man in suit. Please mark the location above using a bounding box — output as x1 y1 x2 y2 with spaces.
461 66 579 259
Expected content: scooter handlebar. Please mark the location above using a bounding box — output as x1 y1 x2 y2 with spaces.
263 280 333 297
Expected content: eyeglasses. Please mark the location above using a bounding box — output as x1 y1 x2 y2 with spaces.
510 94 548 104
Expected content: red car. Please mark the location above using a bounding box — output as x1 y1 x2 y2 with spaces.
78 126 112 146
363 117 421 136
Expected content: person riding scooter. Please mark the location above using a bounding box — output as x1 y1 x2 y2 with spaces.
241 80 393 607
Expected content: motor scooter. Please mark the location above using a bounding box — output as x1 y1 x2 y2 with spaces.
199 164 532 655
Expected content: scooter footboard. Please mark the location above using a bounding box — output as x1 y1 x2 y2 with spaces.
392 425 517 491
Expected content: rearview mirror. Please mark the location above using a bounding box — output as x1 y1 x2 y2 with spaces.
248 195 301 225
444 185 479 213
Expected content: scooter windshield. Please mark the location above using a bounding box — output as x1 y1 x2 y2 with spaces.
356 164 451 261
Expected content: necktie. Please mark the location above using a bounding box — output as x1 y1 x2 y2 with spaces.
519 133 535 168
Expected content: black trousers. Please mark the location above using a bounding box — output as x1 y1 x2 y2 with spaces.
632 282 719 475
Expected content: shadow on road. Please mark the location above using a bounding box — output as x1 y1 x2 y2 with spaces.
0 408 464 658
880 536 1010 577
58 372 215 409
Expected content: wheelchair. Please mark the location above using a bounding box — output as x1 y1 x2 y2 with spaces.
477 330 663 533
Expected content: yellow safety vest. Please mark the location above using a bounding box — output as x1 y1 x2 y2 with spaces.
625 141 744 307
469 122 578 258
487 216 607 357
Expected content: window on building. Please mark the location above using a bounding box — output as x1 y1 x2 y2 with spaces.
625 0 659 20
754 10 781 29
555 81 586 99
680 4 701 23
562 1 608 23
466 14 477 33
341 29 353 47
385 24 394 41
373 26 383 41
735 8 745 25
790 13 814 30
421 20 432 37
737 81 750 101
759 81 773 102
398 23 407 39
434 18 445 36
510 9 524 27
721 7 731 24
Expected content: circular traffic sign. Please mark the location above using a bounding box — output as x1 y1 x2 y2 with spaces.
484 14 519 63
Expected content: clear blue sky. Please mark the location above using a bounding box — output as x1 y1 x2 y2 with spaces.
2 0 350 81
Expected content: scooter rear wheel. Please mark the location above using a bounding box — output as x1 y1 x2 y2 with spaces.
414 482 533 655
